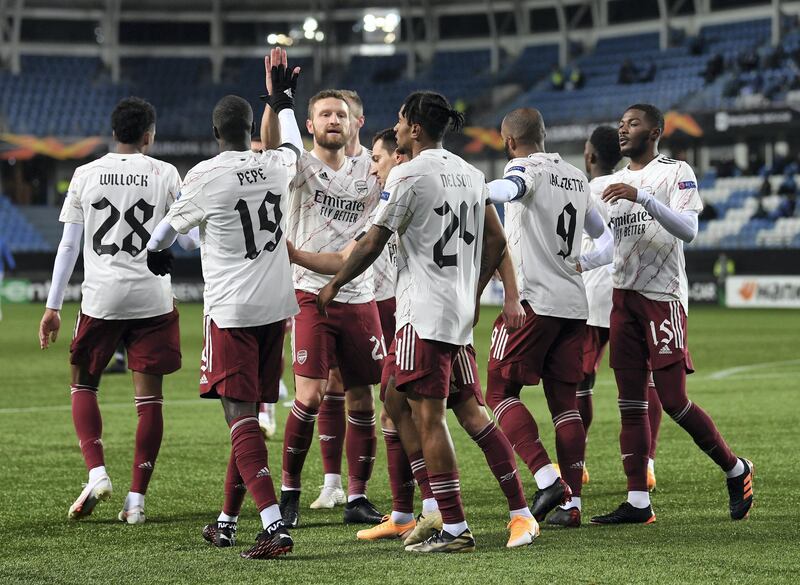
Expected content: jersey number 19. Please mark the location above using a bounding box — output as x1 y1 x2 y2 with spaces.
235 191 283 260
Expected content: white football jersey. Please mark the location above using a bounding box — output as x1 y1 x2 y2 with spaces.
375 149 487 346
59 152 180 319
365 198 398 302
609 154 702 311
165 147 299 328
287 150 381 303
351 147 397 302
582 175 614 328
502 153 594 320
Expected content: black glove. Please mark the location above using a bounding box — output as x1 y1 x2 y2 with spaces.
267 63 299 114
146 249 174 276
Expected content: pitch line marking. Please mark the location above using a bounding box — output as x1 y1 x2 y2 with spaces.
707 359 800 380
0 397 207 415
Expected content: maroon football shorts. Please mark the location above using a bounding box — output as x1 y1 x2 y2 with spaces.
609 289 694 373
292 291 384 388
380 340 483 408
199 316 285 403
582 325 610 376
487 302 585 385
70 309 181 377
609 288 694 373
376 296 396 348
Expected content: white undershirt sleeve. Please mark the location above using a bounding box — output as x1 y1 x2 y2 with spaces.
147 219 179 252
579 208 614 271
487 178 524 204
176 226 200 251
45 222 83 310
636 189 699 243
278 108 303 152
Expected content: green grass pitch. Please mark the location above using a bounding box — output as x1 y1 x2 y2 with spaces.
0 302 798 584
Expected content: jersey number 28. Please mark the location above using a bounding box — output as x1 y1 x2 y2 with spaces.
91 197 154 257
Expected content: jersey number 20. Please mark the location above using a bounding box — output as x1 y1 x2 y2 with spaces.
235 191 283 260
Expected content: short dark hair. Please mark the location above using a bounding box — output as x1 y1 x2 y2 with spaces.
308 89 349 120
111 97 156 144
589 125 622 169
212 95 253 142
625 103 664 133
400 91 464 142
372 128 397 153
339 89 363 118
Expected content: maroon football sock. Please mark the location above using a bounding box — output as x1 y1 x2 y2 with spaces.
409 451 434 501
230 416 276 512
428 471 465 525
614 368 651 492
130 396 163 494
71 385 105 471
647 380 663 460
317 391 345 476
281 400 319 489
653 361 737 471
470 422 527 510
346 409 377 496
222 448 247 517
486 370 551 475
543 378 586 497
576 386 594 434
383 427 415 514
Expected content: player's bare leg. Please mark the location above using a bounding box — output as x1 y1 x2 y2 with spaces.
343 384 382 524
280 374 324 526
118 372 164 524
405 390 474 553
311 368 347 509
221 397 292 559
452 397 538 544
68 366 112 520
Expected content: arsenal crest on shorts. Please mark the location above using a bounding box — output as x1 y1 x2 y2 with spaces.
296 349 308 364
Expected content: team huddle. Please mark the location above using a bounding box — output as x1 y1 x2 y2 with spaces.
38 48 754 559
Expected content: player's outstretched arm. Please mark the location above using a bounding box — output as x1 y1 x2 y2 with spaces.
317 226 393 314
487 178 525 204
288 239 356 275
176 226 200 251
579 207 613 272
39 222 82 349
496 246 525 329
475 204 507 325
144 220 177 276
477 204 507 297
